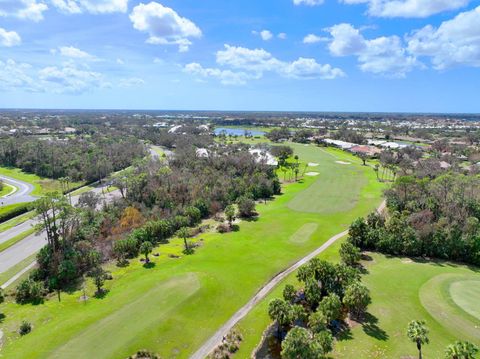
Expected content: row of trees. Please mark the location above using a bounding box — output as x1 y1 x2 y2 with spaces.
267 242 370 358
0 133 145 182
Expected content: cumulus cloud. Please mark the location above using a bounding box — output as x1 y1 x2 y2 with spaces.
119 77 145 87
186 44 344 85
184 63 255 85
278 33 287 40
253 30 273 41
0 0 48 22
130 2 201 52
50 0 128 14
53 46 97 60
293 0 324 6
340 0 471 18
407 5 480 69
303 34 327 44
0 28 21 47
0 59 39 91
38 62 109 94
328 23 420 77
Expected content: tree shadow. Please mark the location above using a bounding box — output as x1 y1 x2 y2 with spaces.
242 216 259 222
361 312 389 341
0 313 5 323
231 224 240 232
143 262 156 269
335 321 353 341
94 289 109 299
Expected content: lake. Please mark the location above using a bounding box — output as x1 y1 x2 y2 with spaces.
214 127 266 136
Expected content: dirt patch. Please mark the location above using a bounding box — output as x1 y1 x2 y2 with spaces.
402 259 413 264
336 161 351 165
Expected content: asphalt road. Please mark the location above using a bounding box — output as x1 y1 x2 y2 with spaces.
190 200 387 359
0 175 37 206
0 185 121 274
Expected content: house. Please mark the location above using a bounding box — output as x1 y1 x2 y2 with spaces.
249 149 278 166
349 145 383 158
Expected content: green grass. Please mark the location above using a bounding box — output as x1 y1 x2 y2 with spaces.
0 146 384 359
0 183 16 197
0 252 37 288
450 279 480 320
0 228 36 253
0 211 36 234
0 167 83 197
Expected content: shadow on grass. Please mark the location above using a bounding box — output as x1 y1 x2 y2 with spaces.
94 289 109 299
335 321 353 341
0 313 5 323
361 312 389 341
143 262 156 269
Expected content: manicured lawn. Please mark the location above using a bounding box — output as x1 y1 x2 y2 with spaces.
0 146 384 358
0 167 83 197
0 211 36 234
0 183 16 197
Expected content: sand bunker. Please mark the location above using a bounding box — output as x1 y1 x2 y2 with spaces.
308 162 319 167
336 161 351 165
306 172 320 176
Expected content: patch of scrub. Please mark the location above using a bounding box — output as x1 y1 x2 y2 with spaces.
308 162 319 167
336 161 351 165
49 273 200 359
290 223 318 243
305 172 319 177
450 280 480 320
420 274 480 343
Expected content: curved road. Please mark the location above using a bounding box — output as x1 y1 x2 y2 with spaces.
0 175 37 206
191 200 386 359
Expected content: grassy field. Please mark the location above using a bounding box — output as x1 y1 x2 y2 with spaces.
0 146 384 358
0 183 16 197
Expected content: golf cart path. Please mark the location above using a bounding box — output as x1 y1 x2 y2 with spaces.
0 175 37 206
191 199 386 359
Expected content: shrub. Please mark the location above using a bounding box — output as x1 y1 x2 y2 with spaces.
237 196 256 218
19 321 32 336
113 237 139 259
184 206 202 226
15 278 45 304
127 349 160 359
217 223 231 233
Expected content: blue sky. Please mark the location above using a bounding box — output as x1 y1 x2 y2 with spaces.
0 0 479 112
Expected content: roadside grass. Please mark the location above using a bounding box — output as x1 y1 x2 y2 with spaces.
0 203 30 219
0 167 83 197
0 183 17 197
0 146 384 359
0 211 36 234
0 228 36 253
0 252 37 288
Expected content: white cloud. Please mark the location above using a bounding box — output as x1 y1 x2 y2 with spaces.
38 62 109 94
0 59 39 91
278 32 287 40
0 28 21 47
340 0 471 18
328 23 419 77
56 46 96 60
407 5 480 69
253 30 273 41
0 0 48 22
50 0 128 14
293 0 324 6
116 58 125 65
184 63 254 85
303 34 327 44
187 44 344 85
130 2 201 52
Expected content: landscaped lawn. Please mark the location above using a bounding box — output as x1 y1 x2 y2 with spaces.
0 167 83 197
0 183 16 197
0 146 384 358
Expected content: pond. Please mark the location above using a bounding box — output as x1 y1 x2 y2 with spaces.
214 127 266 137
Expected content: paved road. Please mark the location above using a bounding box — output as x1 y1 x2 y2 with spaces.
191 200 387 359
0 185 121 274
0 175 37 206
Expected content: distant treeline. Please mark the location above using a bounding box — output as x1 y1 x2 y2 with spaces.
0 133 146 182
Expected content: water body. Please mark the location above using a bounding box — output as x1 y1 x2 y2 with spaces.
214 127 265 137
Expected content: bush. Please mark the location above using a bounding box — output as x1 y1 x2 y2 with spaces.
237 196 256 218
113 237 139 259
217 223 231 233
19 321 32 336
127 349 160 359
15 278 45 304
184 206 202 226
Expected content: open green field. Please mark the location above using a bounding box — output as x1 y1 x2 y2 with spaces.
0 146 384 358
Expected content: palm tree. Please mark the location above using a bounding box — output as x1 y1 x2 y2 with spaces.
407 320 429 359
140 241 153 263
445 341 478 359
176 227 190 253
